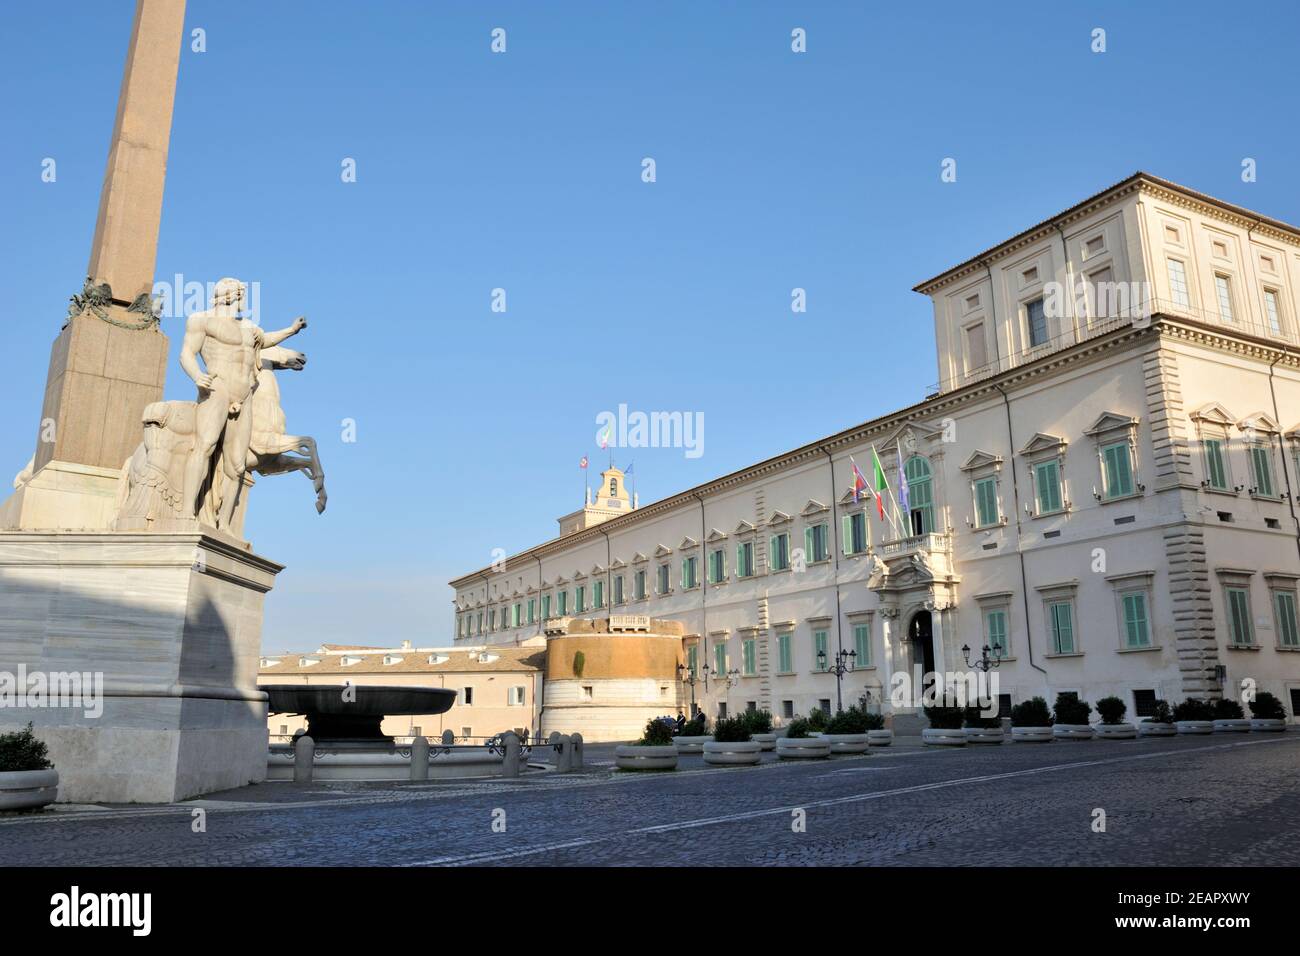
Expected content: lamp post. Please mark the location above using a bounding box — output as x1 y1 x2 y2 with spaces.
817 648 856 713
961 641 1002 716
675 662 699 713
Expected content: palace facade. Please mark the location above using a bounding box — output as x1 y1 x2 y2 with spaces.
450 173 1300 738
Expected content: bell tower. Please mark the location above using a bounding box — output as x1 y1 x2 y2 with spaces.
557 465 637 536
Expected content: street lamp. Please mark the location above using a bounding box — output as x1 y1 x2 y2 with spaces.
961 642 1003 673
675 662 700 713
817 647 856 713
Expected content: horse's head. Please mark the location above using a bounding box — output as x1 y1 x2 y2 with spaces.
261 346 306 371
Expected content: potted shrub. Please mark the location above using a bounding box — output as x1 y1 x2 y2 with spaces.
0 723 58 812
922 705 967 746
743 709 777 751
1173 698 1214 735
806 707 829 737
1052 694 1094 740
1139 700 1177 737
1094 696 1136 740
776 717 831 758
963 706 1004 744
615 717 679 771
1248 691 1288 732
823 707 872 754
865 710 893 747
1211 698 1250 733
1010 697 1053 742
704 715 761 766
674 714 712 753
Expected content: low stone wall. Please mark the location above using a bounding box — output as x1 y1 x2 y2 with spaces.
268 743 519 781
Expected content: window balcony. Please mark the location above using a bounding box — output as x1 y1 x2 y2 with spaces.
878 531 952 558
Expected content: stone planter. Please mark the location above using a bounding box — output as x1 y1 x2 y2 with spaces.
823 733 870 754
1212 719 1251 734
1176 720 1213 735
752 733 777 752
1096 722 1137 739
614 745 678 772
703 740 762 766
1250 718 1287 733
922 728 967 746
1011 726 1053 742
674 735 712 754
0 769 59 812
1052 724 1095 740
867 729 893 747
965 726 1004 744
776 736 831 759
1139 721 1176 737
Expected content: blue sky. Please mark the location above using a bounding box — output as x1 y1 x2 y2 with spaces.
3 1 1298 651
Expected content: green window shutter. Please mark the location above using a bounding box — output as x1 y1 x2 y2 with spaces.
769 535 779 570
737 544 744 576
842 515 852 554
1205 439 1226 489
805 526 814 561
1276 592 1299 647
854 624 869 664
778 634 791 673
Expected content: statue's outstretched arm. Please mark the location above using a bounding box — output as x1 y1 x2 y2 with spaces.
262 315 307 347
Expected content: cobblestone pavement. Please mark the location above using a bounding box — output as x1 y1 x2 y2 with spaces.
2 734 1297 866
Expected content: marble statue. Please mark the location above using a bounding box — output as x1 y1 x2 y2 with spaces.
180 278 306 527
114 278 326 534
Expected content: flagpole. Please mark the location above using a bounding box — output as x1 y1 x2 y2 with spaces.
871 444 905 540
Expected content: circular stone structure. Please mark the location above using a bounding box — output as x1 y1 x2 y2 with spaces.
263 685 456 745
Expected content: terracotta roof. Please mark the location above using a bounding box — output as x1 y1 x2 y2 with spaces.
259 647 544 677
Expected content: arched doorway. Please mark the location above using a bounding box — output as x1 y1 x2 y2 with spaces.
908 610 935 678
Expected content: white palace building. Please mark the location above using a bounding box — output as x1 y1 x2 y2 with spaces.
450 173 1300 738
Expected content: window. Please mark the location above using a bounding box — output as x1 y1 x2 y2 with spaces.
812 628 828 670
1048 601 1075 654
707 549 725 584
1249 441 1276 497
1133 689 1156 719
1033 459 1064 514
613 575 624 605
843 512 867 554
1214 275 1234 322
476 612 482 635
965 322 988 372
777 632 793 673
904 457 934 535
461 727 472 738
541 594 551 620
1272 590 1299 648
1087 265 1115 320
1121 592 1150 648
769 531 790 571
1167 259 1190 307
593 580 604 609
507 686 525 706
1203 438 1229 491
974 476 999 528
581 685 593 700
736 541 755 578
680 555 697 589
527 598 536 624
782 700 794 719
818 698 832 714
463 687 474 705
511 603 521 627
608 477 618 497
806 522 826 561
1100 440 1135 499
489 609 496 631
852 622 870 666
1264 289 1282 335
717 702 728 719
985 608 1008 658
1026 297 1048 346
714 640 728 675
687 644 698 678
557 590 568 615
634 569 647 600
1226 587 1253 645
657 563 671 595
742 637 756 676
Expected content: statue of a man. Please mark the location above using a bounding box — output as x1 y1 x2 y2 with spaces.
180 277 306 528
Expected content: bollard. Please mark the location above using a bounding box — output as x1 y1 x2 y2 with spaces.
555 734 573 774
293 734 315 784
410 735 430 781
570 732 584 770
500 731 520 779
441 729 455 746
547 731 561 747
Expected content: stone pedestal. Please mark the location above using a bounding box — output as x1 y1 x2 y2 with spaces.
0 530 281 803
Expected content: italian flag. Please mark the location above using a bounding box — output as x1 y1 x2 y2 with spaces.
871 447 888 521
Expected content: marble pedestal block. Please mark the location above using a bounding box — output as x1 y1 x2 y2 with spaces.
0 530 282 803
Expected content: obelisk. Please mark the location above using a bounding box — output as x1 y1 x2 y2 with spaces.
1 0 185 530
